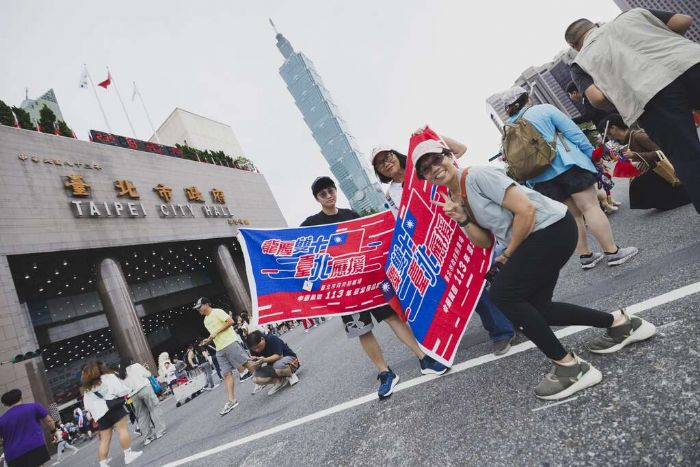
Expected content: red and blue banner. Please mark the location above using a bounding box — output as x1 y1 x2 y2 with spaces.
239 211 397 325
385 127 493 366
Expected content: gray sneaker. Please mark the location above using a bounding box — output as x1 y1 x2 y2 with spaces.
267 378 289 395
580 252 604 270
219 399 239 416
589 310 656 354
493 336 514 356
606 246 638 266
534 354 602 400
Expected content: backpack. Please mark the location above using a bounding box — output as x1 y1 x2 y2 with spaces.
501 116 567 182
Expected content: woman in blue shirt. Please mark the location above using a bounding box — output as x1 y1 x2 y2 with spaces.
503 86 637 269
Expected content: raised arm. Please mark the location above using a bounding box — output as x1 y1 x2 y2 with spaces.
442 135 467 159
666 13 693 35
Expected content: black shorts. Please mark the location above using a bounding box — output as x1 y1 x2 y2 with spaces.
7 445 50 467
97 404 128 431
341 305 395 338
533 166 597 202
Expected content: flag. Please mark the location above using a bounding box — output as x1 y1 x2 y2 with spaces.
35 123 41 132
53 122 60 136
98 71 112 89
131 82 137 102
238 211 397 325
79 68 89 89
11 110 19 128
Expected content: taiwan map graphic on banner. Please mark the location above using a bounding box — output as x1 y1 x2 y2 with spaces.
239 211 396 325
386 127 493 366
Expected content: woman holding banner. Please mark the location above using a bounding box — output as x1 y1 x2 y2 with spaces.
414 135 656 400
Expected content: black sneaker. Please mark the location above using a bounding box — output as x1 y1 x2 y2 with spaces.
240 370 253 382
377 368 399 400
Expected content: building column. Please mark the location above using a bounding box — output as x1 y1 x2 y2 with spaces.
0 256 54 412
96 258 156 371
215 244 252 315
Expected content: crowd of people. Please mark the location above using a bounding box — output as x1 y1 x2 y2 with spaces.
0 6 697 467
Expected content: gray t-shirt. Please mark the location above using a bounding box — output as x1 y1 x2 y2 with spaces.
460 166 567 245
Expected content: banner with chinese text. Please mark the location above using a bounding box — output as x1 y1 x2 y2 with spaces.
239 211 396 325
386 127 493 366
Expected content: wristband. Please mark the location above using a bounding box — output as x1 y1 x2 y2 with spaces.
457 216 471 227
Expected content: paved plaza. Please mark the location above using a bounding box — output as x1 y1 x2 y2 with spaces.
51 181 699 466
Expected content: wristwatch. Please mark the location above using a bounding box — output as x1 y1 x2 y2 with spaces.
457 216 471 227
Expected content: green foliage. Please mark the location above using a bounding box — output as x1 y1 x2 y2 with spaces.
57 120 73 137
11 107 34 130
0 99 14 126
38 104 56 134
359 208 380 217
174 143 259 172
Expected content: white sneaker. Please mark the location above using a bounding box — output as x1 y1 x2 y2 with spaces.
606 246 638 266
251 383 266 395
288 373 299 386
219 399 239 415
124 449 143 465
267 378 289 395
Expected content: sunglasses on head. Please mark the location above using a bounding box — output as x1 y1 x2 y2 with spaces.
417 153 445 179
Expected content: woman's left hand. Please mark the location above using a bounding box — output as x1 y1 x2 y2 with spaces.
494 255 508 265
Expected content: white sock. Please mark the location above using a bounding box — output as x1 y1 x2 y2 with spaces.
124 448 132 455
99 461 109 467
611 309 626 327
557 353 578 366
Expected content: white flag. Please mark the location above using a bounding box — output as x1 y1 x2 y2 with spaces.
79 68 89 89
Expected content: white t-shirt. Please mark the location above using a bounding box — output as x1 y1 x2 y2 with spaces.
385 180 403 216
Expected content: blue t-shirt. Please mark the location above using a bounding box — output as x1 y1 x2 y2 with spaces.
0 403 49 461
251 335 297 359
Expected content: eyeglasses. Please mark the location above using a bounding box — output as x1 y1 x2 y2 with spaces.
317 187 336 199
417 153 445 179
374 152 394 170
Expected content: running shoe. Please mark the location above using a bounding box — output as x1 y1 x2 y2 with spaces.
239 370 253 382
606 246 638 266
124 449 143 465
219 399 239 416
589 310 656 354
492 335 515 356
143 436 155 446
580 252 605 270
267 378 289 395
534 354 602 400
202 386 212 391
377 368 399 399
419 355 448 375
251 383 266 395
288 373 300 386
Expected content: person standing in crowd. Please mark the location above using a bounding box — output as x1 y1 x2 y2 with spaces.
414 136 655 399
51 426 79 465
187 343 217 391
195 297 256 415
301 176 448 399
372 141 516 356
246 330 301 395
119 357 166 446
597 114 690 211
81 361 142 466
565 8 700 213
0 389 55 467
566 82 612 126
503 86 638 269
73 406 93 440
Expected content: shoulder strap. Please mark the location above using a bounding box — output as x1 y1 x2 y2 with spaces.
458 169 482 229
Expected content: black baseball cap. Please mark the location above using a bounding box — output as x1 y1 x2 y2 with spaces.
192 297 210 309
311 176 336 197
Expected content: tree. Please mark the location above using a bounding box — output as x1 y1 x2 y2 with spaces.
38 104 56 134
0 99 14 126
359 208 380 217
57 120 74 137
11 107 33 130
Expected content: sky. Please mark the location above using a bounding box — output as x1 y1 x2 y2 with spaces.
0 0 621 226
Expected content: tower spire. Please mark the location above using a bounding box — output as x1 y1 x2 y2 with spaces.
270 19 295 60
269 18 279 35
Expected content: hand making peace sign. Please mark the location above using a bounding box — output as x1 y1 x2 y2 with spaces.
431 192 468 223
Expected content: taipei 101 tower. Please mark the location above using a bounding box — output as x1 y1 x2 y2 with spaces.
271 20 388 214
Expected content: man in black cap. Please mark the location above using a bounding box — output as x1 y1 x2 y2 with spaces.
301 176 447 401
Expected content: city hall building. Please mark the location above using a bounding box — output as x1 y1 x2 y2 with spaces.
0 125 286 415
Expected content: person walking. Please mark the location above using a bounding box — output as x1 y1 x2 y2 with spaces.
195 297 257 415
414 135 656 400
565 8 700 213
301 176 448 399
187 344 218 391
51 426 79 465
81 361 142 466
502 86 638 269
119 357 166 447
372 141 516 355
0 389 55 467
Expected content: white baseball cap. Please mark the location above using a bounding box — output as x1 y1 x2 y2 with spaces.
412 139 449 170
371 145 393 165
502 86 528 107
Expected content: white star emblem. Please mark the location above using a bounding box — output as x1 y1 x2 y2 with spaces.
406 219 415 229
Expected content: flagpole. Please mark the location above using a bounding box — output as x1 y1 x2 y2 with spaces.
133 82 160 143
85 65 113 133
109 67 137 138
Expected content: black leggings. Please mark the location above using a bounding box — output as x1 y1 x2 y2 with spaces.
489 212 614 360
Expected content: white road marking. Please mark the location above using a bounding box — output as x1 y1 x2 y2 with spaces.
531 396 580 412
163 281 700 467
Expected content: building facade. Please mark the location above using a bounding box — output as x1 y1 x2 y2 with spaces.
0 126 286 416
613 0 700 43
20 89 65 124
150 108 246 157
272 25 388 214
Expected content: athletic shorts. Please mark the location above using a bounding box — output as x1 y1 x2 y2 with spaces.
532 166 597 202
216 342 250 375
7 445 51 467
97 404 128 431
254 356 300 378
341 305 394 338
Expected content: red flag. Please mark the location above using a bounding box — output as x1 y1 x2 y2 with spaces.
97 71 112 89
35 123 41 132
11 110 19 128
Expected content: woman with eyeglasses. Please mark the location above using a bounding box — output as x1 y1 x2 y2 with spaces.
414 136 655 400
